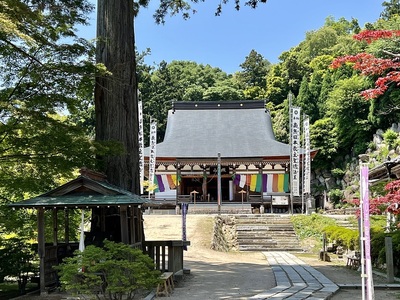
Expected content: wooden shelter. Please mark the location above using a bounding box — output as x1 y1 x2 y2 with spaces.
144 100 318 213
9 168 146 294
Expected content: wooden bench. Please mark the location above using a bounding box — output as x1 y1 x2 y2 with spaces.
156 272 174 297
346 256 361 270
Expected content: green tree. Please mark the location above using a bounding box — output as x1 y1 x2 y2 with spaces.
0 1 100 242
326 76 372 155
309 118 339 169
0 238 38 294
265 64 289 105
139 60 237 141
381 0 400 20
236 49 270 92
0 1 97 197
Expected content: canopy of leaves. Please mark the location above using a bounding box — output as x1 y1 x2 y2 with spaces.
0 0 100 239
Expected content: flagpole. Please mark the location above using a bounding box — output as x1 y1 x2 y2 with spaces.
359 154 374 300
289 92 293 215
217 152 221 215
302 113 305 214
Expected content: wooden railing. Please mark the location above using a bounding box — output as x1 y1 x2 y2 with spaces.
143 240 190 275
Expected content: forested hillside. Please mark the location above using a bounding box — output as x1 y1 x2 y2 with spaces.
137 3 400 208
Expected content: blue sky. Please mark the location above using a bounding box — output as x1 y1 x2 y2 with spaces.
81 1 384 74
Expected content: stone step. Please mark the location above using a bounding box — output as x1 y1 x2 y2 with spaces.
238 240 299 247
234 215 302 252
239 245 303 252
236 225 295 231
237 233 297 238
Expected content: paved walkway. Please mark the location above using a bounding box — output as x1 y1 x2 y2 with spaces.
249 252 339 300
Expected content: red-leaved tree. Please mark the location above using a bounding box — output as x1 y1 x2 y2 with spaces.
331 30 400 100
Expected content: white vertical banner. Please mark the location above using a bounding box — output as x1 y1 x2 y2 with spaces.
149 118 157 195
79 209 85 252
138 99 144 195
303 116 311 194
291 107 301 196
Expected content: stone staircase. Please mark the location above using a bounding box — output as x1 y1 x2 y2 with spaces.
235 215 303 252
325 215 359 230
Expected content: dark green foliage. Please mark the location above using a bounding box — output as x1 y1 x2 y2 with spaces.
56 240 161 300
0 238 38 294
370 230 400 276
381 0 400 20
309 118 339 169
236 49 271 90
326 76 373 155
328 189 344 206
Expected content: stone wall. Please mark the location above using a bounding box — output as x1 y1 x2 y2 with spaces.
210 215 238 252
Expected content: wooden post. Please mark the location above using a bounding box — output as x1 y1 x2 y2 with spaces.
37 208 46 295
120 205 129 244
385 236 394 283
129 207 135 244
202 167 207 201
52 209 57 246
64 209 69 244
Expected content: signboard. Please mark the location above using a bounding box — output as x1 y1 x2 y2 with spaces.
272 196 289 205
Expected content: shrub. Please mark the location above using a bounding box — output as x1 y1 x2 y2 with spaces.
291 214 336 239
56 240 161 300
323 225 359 251
331 168 345 178
371 230 400 276
383 129 398 149
328 189 344 207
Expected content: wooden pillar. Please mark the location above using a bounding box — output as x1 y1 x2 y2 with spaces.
64 209 69 244
129 206 135 244
138 207 145 243
52 209 57 246
37 208 46 295
120 205 129 244
176 164 181 201
202 167 207 201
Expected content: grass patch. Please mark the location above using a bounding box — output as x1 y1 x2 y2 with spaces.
0 282 38 299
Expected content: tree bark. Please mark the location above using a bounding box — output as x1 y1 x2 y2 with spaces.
95 0 139 194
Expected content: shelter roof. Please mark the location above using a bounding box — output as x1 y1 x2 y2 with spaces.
145 100 316 160
9 169 146 209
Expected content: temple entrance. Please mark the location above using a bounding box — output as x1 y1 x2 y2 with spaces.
180 176 232 202
207 177 231 202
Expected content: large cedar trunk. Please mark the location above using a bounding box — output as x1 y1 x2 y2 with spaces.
95 0 139 194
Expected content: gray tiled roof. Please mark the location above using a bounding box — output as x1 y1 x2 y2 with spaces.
146 100 292 159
